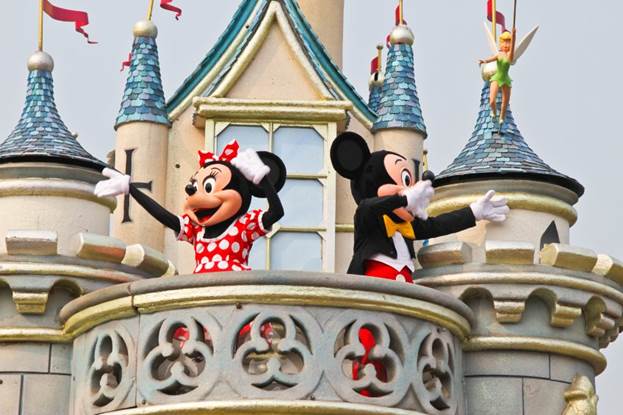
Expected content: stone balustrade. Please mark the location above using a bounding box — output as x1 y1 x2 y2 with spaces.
61 272 473 415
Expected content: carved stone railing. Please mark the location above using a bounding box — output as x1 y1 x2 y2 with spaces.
61 272 474 415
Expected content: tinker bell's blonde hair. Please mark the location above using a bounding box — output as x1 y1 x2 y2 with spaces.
499 31 512 42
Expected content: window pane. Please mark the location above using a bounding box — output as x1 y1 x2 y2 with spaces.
217 125 268 153
248 236 266 270
279 179 323 227
271 232 322 271
273 127 324 174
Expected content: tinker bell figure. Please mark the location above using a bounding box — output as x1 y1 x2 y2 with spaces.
478 0 538 126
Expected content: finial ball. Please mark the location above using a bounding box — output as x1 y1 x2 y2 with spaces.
27 51 54 72
133 20 158 38
390 25 414 46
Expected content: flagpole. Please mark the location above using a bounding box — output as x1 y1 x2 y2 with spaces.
398 0 403 25
146 0 156 21
492 0 497 42
38 0 44 51
510 0 518 62
377 44 383 72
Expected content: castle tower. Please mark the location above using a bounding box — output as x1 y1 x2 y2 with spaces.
430 82 584 249
415 83 618 414
368 44 384 113
0 51 174 415
112 20 171 251
372 16 427 177
297 0 344 68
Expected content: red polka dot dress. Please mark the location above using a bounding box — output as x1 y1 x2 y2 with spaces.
178 209 267 273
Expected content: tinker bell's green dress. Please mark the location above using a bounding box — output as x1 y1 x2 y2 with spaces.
490 55 512 87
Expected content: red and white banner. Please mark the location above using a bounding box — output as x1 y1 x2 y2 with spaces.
160 0 182 20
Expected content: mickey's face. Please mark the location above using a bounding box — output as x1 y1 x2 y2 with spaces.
377 153 416 222
183 163 244 227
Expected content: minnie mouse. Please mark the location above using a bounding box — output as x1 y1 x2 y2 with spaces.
94 140 286 274
331 132 509 282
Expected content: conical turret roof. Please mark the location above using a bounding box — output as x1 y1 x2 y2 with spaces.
0 52 104 171
115 21 170 129
372 25 426 136
435 82 584 196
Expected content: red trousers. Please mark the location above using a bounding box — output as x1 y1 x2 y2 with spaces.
364 260 413 283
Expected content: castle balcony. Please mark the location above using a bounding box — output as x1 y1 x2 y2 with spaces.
61 272 473 415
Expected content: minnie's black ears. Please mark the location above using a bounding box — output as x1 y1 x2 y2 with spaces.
330 132 371 180
250 152 287 197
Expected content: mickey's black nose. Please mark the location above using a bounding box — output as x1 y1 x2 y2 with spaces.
185 184 197 196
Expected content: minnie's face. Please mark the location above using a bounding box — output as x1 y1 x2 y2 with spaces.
183 163 243 227
377 153 416 222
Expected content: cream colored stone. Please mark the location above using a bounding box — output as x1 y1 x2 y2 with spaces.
485 240 535 265
297 0 344 68
417 241 473 268
70 232 126 263
226 22 324 101
592 254 623 285
5 230 58 256
0 195 109 255
540 244 598 273
122 244 171 277
335 232 353 274
112 122 169 252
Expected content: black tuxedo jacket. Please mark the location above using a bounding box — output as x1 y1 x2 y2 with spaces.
347 195 476 275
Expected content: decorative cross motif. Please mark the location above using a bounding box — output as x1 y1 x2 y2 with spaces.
122 148 152 223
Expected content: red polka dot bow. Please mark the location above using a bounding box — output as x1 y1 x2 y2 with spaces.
198 140 240 167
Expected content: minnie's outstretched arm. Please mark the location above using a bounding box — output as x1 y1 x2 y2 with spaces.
94 168 180 233
257 177 284 230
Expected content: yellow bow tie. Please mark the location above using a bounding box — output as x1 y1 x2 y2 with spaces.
383 215 415 239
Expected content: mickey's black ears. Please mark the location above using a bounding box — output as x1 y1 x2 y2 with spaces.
250 152 287 197
330 132 371 180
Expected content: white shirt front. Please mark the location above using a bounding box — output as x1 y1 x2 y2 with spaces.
369 233 415 272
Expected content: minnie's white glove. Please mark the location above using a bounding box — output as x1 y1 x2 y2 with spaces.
470 190 510 222
402 180 434 220
94 168 130 198
231 149 270 185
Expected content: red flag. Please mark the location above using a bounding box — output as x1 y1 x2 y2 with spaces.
160 0 182 20
120 53 132 72
43 0 96 44
395 4 402 25
487 0 507 33
370 57 379 75
386 33 392 48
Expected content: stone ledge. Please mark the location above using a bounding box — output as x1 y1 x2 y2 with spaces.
540 244 598 273
485 241 535 265
6 230 58 256
418 241 472 268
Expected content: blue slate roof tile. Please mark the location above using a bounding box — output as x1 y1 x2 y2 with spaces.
115 36 170 129
0 69 103 170
368 84 382 113
435 82 584 196
372 43 426 135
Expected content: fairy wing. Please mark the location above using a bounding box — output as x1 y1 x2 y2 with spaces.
512 25 539 64
483 21 498 54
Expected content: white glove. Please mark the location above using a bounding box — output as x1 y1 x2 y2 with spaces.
231 149 270 185
402 180 434 220
93 168 131 198
470 190 510 222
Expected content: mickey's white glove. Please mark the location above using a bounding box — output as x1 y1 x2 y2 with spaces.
402 180 434 220
470 190 509 222
231 149 270 185
94 168 130 198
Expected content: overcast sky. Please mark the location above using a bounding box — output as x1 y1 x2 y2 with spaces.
0 1 621 412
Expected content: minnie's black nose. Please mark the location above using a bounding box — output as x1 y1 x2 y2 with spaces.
185 184 197 196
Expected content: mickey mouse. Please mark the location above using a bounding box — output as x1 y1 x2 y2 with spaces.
94 140 286 274
331 132 509 282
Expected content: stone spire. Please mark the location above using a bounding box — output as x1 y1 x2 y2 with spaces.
435 82 583 196
372 22 426 136
0 51 103 170
115 20 170 129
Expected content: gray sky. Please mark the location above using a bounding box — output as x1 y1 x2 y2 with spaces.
1 1 621 412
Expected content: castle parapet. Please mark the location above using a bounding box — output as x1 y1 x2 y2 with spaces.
62 271 473 415
415 241 623 414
